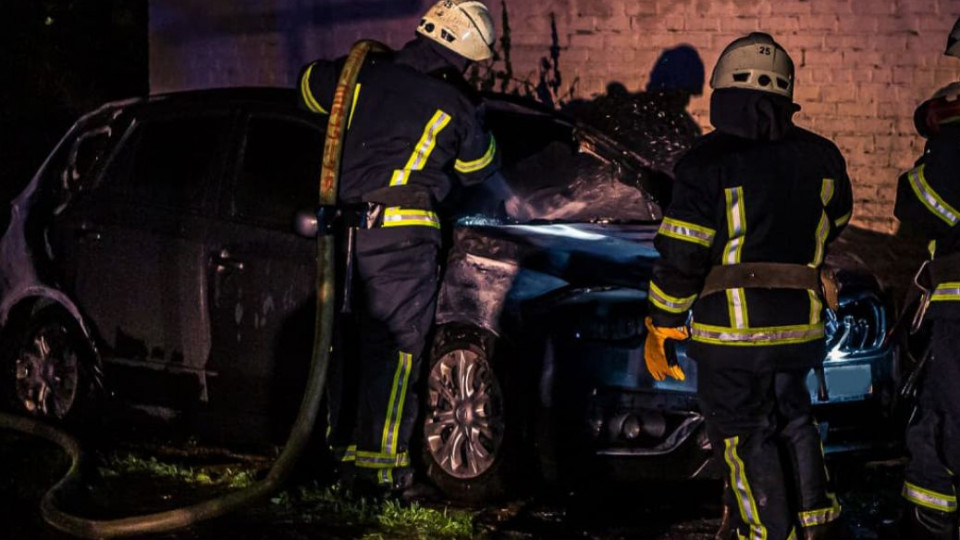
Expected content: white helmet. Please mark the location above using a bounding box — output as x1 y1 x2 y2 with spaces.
947 16 960 58
710 32 794 99
417 0 496 62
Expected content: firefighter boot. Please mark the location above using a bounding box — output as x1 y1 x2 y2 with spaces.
902 504 959 540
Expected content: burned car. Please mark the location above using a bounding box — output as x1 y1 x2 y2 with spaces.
0 89 897 500
420 98 900 500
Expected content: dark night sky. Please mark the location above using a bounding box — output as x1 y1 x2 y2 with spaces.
0 1 147 212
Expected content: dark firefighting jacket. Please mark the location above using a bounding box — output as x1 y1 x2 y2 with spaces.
297 38 499 227
894 123 960 318
648 90 853 366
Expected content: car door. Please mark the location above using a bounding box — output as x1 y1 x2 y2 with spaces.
61 106 233 411
200 109 322 444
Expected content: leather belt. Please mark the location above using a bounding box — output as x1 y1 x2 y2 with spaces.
701 262 831 307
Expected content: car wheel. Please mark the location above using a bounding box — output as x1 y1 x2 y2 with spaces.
1 305 100 423
422 324 521 503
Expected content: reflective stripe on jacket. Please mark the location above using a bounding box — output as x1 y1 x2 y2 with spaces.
648 126 853 351
895 125 960 310
296 47 500 214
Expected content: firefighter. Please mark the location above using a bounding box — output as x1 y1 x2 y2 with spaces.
296 0 499 497
643 33 852 539
894 80 960 539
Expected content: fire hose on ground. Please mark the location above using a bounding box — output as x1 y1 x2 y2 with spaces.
0 40 383 539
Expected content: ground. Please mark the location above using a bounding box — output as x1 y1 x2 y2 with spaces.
1 431 905 539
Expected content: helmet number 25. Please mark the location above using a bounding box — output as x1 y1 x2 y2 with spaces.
758 46 772 55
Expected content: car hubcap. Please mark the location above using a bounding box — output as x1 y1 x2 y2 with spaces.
425 348 504 479
14 323 79 418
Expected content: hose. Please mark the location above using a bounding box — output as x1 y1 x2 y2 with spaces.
0 39 384 538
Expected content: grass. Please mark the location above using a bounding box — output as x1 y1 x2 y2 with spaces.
275 483 480 539
99 451 257 489
100 450 481 538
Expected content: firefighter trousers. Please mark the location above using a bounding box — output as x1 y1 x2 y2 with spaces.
698 359 840 540
327 225 441 487
903 319 960 522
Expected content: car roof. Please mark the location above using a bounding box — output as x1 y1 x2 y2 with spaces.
100 87 558 118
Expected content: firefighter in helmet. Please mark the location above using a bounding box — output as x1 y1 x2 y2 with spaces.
644 33 852 539
893 30 960 536
296 0 500 497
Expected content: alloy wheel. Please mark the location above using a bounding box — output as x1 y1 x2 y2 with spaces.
14 321 80 418
425 348 505 479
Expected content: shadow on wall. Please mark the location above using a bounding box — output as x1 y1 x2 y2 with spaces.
563 45 706 178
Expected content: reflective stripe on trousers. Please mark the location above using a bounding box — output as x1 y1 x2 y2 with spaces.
724 436 768 540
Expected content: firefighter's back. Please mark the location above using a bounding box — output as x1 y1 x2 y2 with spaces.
680 127 852 367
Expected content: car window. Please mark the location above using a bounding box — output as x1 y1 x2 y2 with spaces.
232 115 323 229
101 114 229 212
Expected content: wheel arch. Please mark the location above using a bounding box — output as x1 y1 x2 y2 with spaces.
1 286 98 350
0 286 106 421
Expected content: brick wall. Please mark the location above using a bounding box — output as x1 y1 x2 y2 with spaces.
150 0 960 232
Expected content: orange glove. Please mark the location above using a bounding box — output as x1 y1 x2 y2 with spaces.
643 316 688 381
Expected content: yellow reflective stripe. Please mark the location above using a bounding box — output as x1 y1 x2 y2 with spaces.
908 164 960 226
786 529 797 540
723 187 747 265
381 207 441 229
380 351 413 455
659 217 716 247
724 437 767 539
798 497 842 527
333 444 358 462
903 481 958 512
691 322 825 346
300 63 328 114
391 353 413 458
812 177 833 266
354 451 411 469
931 282 960 302
727 288 749 328
379 469 393 485
821 178 835 205
390 110 452 186
347 83 361 129
808 290 822 325
929 240 938 258
455 135 497 173
723 187 748 328
649 282 697 313
834 211 851 228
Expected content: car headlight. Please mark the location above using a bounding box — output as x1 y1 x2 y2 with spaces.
824 291 886 359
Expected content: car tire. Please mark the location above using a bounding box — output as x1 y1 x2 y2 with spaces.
421 323 524 503
1 304 101 425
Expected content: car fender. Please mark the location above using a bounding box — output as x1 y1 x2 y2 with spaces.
0 285 94 341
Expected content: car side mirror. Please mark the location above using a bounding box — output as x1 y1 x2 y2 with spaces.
294 208 319 238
